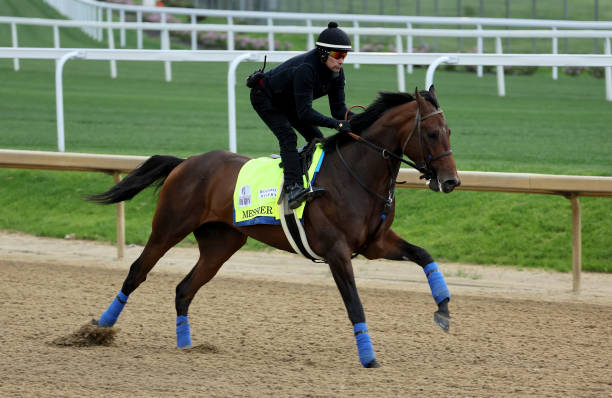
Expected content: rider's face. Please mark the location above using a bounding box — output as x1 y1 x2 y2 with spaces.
325 51 346 72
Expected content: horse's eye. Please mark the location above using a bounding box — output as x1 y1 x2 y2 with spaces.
428 132 438 140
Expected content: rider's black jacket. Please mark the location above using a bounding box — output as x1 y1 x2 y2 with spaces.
260 49 350 128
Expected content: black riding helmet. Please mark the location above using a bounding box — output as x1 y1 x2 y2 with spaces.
316 22 352 61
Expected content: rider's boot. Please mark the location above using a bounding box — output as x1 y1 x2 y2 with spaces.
286 183 310 210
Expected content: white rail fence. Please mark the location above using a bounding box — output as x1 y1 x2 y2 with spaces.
2 47 612 154
2 47 612 153
1 149 611 292
42 0 612 45
3 15 612 79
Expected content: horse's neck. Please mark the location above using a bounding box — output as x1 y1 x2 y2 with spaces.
337 133 400 191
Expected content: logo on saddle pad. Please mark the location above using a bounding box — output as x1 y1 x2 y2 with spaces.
238 185 252 207
239 186 278 208
258 187 278 199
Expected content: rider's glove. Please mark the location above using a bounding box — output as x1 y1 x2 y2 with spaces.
336 120 352 133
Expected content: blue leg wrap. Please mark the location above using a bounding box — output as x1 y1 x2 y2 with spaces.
353 322 376 367
98 291 129 327
176 315 192 348
424 262 450 305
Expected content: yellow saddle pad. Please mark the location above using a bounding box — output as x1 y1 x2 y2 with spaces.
233 144 325 226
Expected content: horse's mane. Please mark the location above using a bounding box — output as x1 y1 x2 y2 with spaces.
322 91 439 152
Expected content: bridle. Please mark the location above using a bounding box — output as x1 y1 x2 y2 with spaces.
400 106 453 181
343 104 453 182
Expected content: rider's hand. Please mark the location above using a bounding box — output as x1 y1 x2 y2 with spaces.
336 120 352 133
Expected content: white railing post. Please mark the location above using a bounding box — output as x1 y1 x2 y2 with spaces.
53 24 60 67
137 10 143 49
569 194 581 292
84 3 92 39
552 27 558 80
395 34 405 92
112 171 125 259
306 19 314 50
477 24 483 77
191 14 197 50
106 9 117 79
119 9 126 47
425 56 458 89
97 6 102 41
227 16 234 50
10 22 19 71
55 50 85 152
406 22 413 74
161 12 172 82
267 18 274 51
228 53 255 153
605 37 612 101
353 20 360 69
496 37 506 97
53 24 60 48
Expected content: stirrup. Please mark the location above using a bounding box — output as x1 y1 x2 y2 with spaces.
288 186 325 209
305 185 325 201
287 187 309 209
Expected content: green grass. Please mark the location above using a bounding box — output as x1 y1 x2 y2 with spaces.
1 0 611 272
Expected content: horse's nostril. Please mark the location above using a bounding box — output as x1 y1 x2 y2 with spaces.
442 178 460 193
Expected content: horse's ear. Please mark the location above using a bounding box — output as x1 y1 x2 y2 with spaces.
414 87 425 108
428 85 437 99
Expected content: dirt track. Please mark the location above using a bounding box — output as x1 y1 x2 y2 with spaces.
1 232 611 397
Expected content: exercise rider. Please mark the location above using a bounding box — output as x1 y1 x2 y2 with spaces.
248 21 354 209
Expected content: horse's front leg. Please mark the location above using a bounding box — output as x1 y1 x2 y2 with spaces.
326 242 380 368
363 228 451 332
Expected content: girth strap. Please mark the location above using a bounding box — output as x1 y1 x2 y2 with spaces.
278 179 325 263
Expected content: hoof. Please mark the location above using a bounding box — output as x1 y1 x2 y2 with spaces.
434 310 450 333
366 359 381 368
90 319 107 328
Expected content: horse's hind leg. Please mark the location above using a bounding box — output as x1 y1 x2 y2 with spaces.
174 222 247 348
97 231 190 327
97 206 202 327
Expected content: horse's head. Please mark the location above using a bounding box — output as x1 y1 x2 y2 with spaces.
400 86 460 193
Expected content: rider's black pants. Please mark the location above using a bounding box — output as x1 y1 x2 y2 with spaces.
250 86 323 186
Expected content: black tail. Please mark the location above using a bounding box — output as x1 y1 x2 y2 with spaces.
87 155 185 204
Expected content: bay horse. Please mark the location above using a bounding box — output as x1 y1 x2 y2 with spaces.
89 86 460 368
